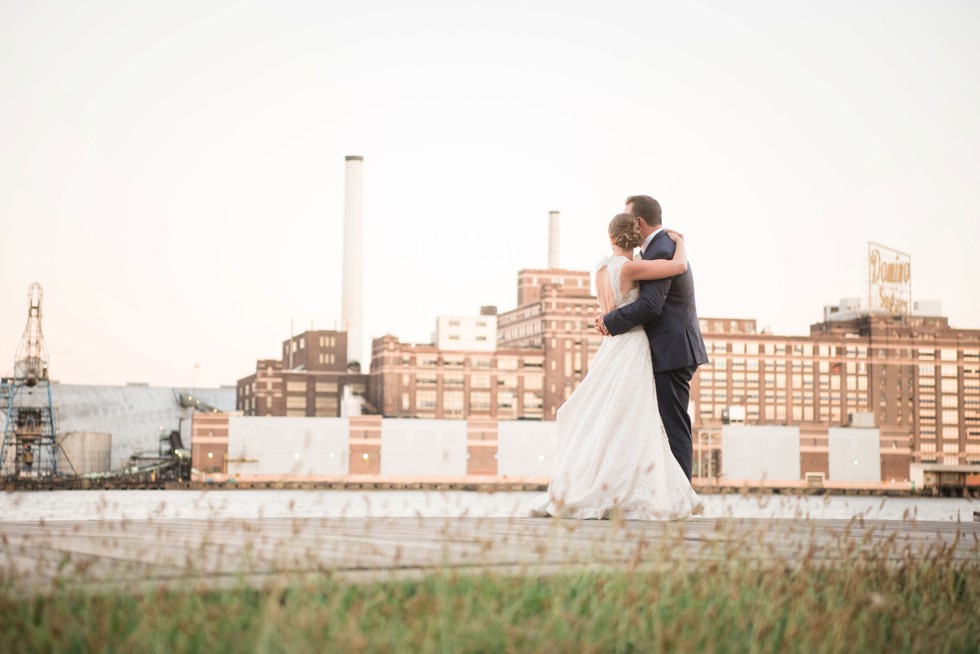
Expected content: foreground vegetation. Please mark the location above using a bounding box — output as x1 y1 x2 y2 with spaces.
2 551 978 654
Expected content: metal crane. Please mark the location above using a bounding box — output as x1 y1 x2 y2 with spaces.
1 283 67 478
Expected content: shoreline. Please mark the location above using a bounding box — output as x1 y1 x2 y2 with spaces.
4 475 975 498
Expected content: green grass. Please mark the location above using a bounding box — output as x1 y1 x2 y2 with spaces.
2 553 978 653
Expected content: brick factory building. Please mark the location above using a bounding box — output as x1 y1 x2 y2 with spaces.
233 235 979 483
368 335 546 420
693 308 980 480
369 267 603 422
236 330 369 418
497 269 604 419
368 272 980 484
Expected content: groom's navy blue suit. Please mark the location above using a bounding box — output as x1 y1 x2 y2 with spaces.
603 230 709 480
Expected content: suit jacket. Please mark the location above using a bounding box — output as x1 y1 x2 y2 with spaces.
603 230 709 373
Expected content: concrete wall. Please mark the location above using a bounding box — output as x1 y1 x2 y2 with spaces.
227 416 349 476
217 417 906 484
497 420 557 477
380 418 467 476
223 416 529 478
828 427 881 482
722 425 801 482
50 384 235 467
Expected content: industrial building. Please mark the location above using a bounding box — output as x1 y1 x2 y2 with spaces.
361 238 980 486
367 334 546 420
13 151 977 491
49 383 234 468
193 411 897 490
193 413 557 479
235 155 371 420
3 282 235 478
693 307 980 482
0 382 235 474
368 210 605 422
235 329 370 418
497 268 603 419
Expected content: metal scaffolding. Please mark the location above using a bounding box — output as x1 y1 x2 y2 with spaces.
1 283 69 478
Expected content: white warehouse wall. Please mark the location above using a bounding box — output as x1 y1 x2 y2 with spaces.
722 425 801 482
497 420 557 477
380 418 467 476
227 416 349 476
828 427 881 482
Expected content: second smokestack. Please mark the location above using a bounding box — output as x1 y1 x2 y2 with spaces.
342 155 364 369
548 210 560 269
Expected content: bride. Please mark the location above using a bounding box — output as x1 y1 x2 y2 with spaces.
530 213 704 520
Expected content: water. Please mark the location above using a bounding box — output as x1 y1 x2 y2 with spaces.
0 490 976 523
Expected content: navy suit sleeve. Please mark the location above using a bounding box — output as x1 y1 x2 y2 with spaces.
603 238 674 336
603 275 671 335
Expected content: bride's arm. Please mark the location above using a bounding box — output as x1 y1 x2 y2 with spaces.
620 231 688 281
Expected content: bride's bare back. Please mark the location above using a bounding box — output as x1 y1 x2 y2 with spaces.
596 239 689 314
595 264 635 313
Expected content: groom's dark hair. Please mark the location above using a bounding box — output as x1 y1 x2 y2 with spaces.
626 195 662 227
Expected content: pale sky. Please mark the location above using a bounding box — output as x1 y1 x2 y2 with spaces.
2 0 979 388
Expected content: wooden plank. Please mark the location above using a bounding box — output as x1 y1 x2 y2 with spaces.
2 517 977 595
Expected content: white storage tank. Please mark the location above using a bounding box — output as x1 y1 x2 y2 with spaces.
57 431 112 475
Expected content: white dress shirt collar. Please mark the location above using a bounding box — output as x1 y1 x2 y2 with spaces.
639 227 664 256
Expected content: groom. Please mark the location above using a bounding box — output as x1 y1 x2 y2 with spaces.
595 195 709 480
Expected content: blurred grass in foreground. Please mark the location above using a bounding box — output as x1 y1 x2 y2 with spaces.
1 548 977 654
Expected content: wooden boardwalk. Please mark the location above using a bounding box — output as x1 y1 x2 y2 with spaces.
2 516 978 595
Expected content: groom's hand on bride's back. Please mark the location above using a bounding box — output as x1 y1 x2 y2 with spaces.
594 312 609 335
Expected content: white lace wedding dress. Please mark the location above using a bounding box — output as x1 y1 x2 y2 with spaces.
529 255 704 520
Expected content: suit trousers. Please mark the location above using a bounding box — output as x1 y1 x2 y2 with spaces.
654 365 697 481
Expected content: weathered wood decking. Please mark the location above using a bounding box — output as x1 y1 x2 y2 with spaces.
2 516 978 595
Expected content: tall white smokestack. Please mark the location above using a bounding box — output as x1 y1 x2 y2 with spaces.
548 210 560 269
342 155 364 369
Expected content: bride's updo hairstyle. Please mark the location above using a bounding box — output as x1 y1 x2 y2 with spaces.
609 213 643 249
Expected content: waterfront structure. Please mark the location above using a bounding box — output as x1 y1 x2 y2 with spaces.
693 307 980 481
231 199 979 486
191 412 231 474
236 329 370 418
369 273 604 421
367 334 546 420
191 408 979 491
497 268 602 418
4 383 234 471
2 283 61 477
213 413 555 479
0 284 232 475
371 289 980 485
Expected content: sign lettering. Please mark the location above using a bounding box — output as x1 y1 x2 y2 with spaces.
868 242 911 315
